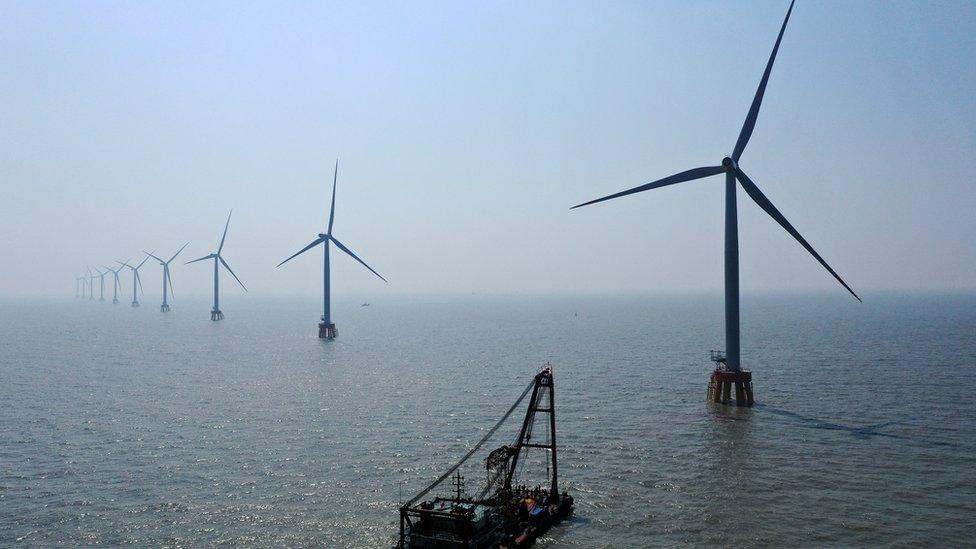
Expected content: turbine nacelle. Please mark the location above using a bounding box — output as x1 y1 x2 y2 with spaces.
721 157 738 171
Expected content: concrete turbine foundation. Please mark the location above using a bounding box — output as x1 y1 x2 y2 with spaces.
161 304 170 312
211 309 224 321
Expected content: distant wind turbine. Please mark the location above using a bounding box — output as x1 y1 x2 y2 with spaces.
277 160 387 339
187 211 246 321
96 268 107 302
119 256 150 308
75 276 83 298
571 0 858 406
87 269 96 301
103 264 125 304
146 243 188 312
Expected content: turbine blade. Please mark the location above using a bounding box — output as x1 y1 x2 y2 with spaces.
186 253 214 265
731 0 796 162
136 271 144 297
144 251 164 263
219 256 247 291
137 254 151 269
218 210 233 253
735 168 861 302
167 266 175 298
168 242 189 264
328 158 338 234
276 237 325 267
571 166 725 209
329 236 387 283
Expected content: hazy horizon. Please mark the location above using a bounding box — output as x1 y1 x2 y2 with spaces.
7 288 976 302
2 1 974 300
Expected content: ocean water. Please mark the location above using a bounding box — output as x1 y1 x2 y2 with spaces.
1 293 975 547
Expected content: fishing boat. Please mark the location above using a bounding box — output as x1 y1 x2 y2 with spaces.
397 364 573 548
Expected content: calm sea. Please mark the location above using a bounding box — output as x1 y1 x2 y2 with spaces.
1 293 975 547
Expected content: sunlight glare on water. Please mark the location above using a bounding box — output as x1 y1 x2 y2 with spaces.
1 294 974 546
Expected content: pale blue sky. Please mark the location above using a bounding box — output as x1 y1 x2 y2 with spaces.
1 1 973 298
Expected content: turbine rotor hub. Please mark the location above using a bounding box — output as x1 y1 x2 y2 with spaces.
721 157 737 171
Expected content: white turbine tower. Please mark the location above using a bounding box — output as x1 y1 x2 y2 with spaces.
119 256 150 308
96 268 107 302
277 160 387 339
103 264 125 304
146 243 188 312
187 211 246 321
87 269 96 301
572 0 859 406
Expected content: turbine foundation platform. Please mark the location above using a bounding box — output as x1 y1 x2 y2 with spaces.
319 322 336 339
708 368 754 406
161 304 170 312
131 301 140 308
112 299 119 304
211 309 224 321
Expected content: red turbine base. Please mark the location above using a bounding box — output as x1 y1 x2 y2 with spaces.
707 369 754 406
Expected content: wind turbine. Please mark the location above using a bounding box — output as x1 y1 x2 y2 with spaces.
87 269 96 301
96 268 107 302
119 256 150 308
571 0 859 406
277 160 387 339
187 211 246 321
146 242 188 312
103 264 125 304
75 276 83 298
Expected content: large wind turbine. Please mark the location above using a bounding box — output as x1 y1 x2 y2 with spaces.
187 211 246 321
119 256 150 307
103 264 124 304
571 0 859 406
146 243 188 312
277 160 387 339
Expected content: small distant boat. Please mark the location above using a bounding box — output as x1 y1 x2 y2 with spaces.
361 302 371 307
397 364 573 547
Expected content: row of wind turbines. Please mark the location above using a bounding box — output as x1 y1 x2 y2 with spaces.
75 250 182 310
74 160 385 339
71 1 858 404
